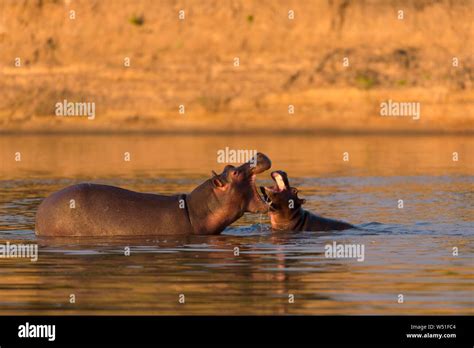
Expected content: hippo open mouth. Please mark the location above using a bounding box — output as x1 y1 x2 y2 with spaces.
237 152 272 213
250 173 267 205
260 170 289 204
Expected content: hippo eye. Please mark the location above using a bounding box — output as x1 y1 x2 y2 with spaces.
291 188 298 194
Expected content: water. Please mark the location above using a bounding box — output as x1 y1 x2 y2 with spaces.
0 135 472 314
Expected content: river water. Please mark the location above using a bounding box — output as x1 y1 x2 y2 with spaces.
0 134 472 314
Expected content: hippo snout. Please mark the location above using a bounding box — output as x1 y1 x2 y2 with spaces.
253 153 272 174
238 152 271 175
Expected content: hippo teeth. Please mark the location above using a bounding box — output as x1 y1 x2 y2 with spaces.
259 186 271 203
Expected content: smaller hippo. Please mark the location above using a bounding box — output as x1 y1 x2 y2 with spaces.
260 171 354 232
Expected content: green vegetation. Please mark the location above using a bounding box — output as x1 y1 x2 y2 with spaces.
129 15 144 26
355 74 376 89
397 79 407 86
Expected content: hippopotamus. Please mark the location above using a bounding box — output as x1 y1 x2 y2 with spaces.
260 171 354 232
35 153 271 236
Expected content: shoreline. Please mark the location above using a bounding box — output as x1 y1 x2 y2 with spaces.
1 128 473 136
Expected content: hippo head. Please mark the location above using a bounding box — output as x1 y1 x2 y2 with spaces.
210 152 272 215
260 170 306 220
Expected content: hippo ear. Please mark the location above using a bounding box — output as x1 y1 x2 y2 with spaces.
291 187 305 205
211 171 225 188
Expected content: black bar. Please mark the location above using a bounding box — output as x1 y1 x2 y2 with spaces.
0 316 472 346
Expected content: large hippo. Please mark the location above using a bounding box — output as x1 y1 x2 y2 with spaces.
35 153 271 236
260 171 354 232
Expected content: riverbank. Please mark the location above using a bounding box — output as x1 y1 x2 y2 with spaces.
1 0 472 133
